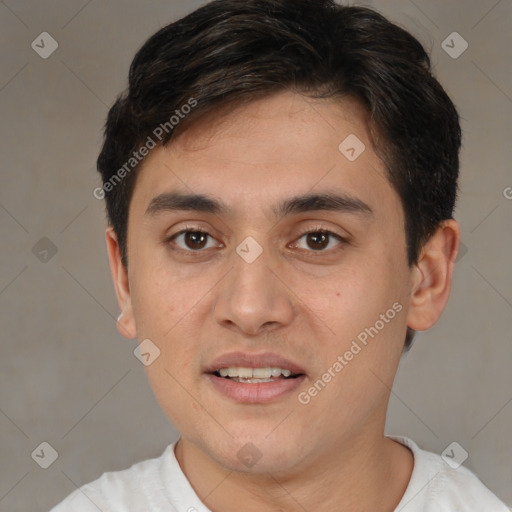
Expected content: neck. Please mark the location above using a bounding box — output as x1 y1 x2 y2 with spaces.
174 415 413 512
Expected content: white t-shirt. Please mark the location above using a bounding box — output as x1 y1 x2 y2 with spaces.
49 436 509 511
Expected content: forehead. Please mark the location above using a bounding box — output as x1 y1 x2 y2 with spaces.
130 91 398 222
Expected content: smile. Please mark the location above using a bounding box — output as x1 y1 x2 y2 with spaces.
216 366 298 380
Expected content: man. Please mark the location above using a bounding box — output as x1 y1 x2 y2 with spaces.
51 0 509 510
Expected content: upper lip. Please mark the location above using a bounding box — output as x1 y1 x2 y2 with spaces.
204 351 306 376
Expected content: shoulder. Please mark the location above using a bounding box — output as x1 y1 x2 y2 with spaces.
48 445 173 512
391 436 510 511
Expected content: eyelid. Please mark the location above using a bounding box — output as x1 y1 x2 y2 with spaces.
295 224 348 241
166 225 223 250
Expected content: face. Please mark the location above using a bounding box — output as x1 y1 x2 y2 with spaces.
108 91 440 474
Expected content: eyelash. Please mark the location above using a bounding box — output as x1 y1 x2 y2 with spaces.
166 225 348 256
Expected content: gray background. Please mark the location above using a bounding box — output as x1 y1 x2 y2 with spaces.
0 0 511 510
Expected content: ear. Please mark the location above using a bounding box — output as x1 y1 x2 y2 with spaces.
406 219 460 332
105 226 137 339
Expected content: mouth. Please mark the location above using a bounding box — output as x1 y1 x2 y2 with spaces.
211 366 303 383
204 352 307 403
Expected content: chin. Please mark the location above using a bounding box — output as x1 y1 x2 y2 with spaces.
208 431 306 475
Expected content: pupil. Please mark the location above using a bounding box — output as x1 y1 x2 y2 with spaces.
308 232 328 250
185 231 207 249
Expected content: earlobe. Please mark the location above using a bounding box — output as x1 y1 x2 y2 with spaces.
406 219 460 332
116 310 137 339
105 227 137 339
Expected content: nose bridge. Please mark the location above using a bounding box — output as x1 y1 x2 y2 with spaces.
232 238 273 298
213 235 294 334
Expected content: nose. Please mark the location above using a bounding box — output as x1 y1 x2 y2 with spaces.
213 242 295 336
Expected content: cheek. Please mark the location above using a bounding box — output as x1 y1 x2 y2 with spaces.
130 260 192 336
312 262 408 361
322 268 386 326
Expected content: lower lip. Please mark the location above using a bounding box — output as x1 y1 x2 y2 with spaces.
205 374 306 403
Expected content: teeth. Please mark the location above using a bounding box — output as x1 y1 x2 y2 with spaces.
238 367 253 378
270 367 282 377
253 368 272 378
216 367 295 379
231 378 275 383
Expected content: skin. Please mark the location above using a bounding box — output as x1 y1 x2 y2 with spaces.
106 91 460 512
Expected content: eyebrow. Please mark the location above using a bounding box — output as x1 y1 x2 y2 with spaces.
144 190 373 220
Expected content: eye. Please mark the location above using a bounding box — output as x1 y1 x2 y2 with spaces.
165 226 346 255
168 228 221 252
293 228 345 252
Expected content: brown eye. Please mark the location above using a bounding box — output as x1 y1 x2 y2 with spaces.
169 230 218 251
183 231 208 250
294 230 344 252
305 232 329 250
